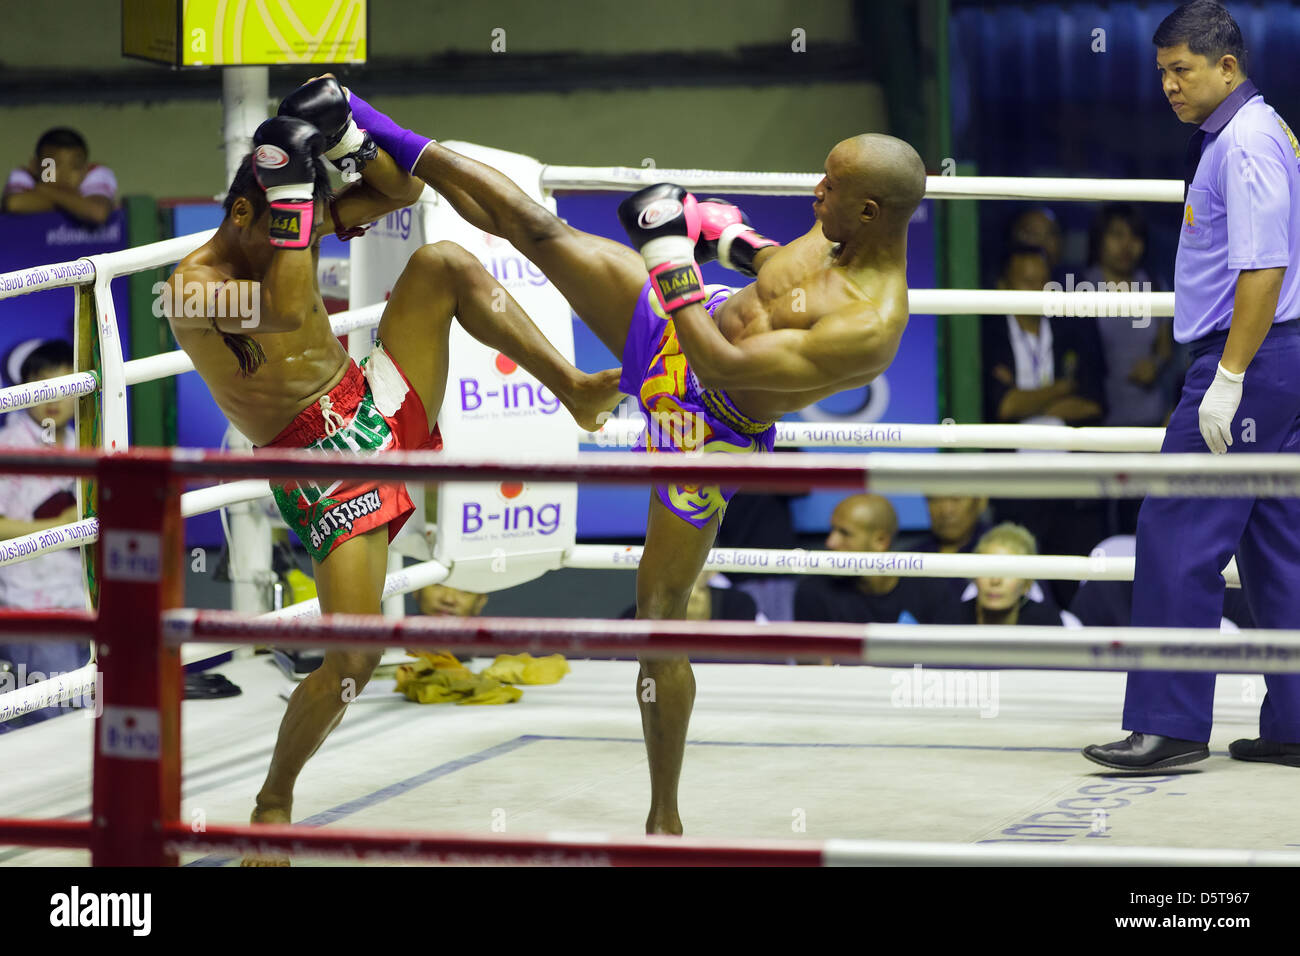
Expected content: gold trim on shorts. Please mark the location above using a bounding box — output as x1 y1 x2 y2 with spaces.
698 386 774 435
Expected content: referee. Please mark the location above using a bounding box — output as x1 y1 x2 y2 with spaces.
1084 1 1300 770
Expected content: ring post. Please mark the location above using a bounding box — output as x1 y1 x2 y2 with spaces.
91 450 183 866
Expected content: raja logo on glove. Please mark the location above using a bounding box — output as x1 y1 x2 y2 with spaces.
254 145 289 169
638 199 683 229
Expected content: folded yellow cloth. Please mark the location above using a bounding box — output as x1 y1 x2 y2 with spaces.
480 653 570 685
455 680 522 706
394 651 522 705
403 649 473 678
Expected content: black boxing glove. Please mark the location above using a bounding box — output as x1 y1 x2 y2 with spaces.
252 116 324 248
617 183 705 313
278 76 377 183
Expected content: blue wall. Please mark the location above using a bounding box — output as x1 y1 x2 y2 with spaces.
951 1 1300 285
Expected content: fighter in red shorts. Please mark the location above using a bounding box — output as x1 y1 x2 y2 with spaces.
163 78 619 861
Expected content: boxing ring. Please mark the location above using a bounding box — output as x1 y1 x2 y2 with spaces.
1 166 1296 866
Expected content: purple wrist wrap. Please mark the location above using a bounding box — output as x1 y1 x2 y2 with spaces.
345 90 432 173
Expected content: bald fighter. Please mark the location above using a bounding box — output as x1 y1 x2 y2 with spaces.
378 112 924 831
165 84 619 860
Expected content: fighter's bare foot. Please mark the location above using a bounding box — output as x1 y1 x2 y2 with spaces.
241 805 293 866
567 368 625 432
646 811 683 836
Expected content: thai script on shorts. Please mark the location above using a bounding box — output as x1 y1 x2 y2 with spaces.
308 490 382 550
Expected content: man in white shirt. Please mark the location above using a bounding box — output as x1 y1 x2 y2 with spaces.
0 340 89 732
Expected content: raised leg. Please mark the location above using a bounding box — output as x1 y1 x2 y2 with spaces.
634 493 721 835
377 240 621 432
244 525 389 865
413 143 648 359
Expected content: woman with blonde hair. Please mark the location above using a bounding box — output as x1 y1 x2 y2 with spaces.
933 522 1079 627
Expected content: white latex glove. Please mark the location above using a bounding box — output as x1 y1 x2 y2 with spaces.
1198 363 1244 454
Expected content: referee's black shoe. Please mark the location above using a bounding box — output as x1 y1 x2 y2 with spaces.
1228 737 1300 768
1082 732 1209 770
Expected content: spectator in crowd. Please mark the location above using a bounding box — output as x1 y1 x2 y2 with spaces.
1085 204 1176 535
1009 206 1067 278
417 582 488 665
3 127 117 226
1069 535 1255 630
794 493 941 624
0 340 88 733
931 523 1077 626
912 495 991 554
909 494 993 604
418 582 488 618
1086 203 1175 429
983 244 1109 605
983 244 1108 428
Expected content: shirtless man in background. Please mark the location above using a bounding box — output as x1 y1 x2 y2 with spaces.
164 80 619 860
402 126 925 833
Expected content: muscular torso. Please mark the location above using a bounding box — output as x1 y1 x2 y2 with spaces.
709 229 910 422
167 244 349 446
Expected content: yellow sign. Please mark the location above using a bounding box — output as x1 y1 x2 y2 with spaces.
123 0 367 67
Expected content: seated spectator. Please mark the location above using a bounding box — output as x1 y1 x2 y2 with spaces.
1085 204 1174 535
913 495 991 554
622 570 760 622
793 494 941 624
0 339 89 733
418 582 487 618
1069 535 1255 630
1086 204 1174 428
910 494 994 604
983 244 1107 428
3 127 116 226
931 523 1077 627
984 243 1109 604
1009 206 1067 279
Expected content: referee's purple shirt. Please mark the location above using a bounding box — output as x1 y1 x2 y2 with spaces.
1176 80 1300 343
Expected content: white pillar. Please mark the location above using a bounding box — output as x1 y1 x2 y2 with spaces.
222 66 270 188
224 426 274 614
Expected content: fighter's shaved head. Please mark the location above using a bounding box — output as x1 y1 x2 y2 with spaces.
828 134 927 229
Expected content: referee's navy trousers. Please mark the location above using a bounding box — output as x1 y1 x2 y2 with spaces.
1125 320 1300 743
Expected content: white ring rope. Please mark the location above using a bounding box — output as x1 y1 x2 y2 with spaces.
583 420 1166 451
0 371 100 415
0 661 98 724
910 288 1173 317
818 841 1300 867
540 167 1185 203
564 543 1242 588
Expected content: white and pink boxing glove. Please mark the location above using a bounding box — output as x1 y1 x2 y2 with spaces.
694 198 781 277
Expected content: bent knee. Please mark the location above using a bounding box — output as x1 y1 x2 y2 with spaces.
408 240 480 280
323 650 383 686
